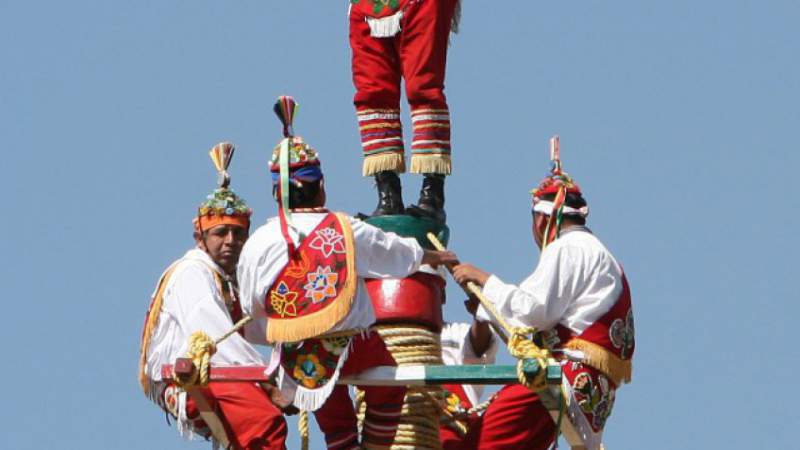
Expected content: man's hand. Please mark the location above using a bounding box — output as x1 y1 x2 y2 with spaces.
452 263 490 287
464 294 480 316
421 250 458 268
260 382 299 415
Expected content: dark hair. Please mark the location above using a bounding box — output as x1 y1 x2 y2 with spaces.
538 191 588 225
273 179 323 208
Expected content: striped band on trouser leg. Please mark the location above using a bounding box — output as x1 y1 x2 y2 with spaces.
410 107 451 175
358 108 406 176
362 403 404 447
325 429 360 450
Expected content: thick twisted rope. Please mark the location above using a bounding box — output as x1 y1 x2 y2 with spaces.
299 410 309 450
357 325 444 450
173 316 253 389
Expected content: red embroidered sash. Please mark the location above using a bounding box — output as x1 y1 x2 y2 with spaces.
547 275 635 385
264 212 357 343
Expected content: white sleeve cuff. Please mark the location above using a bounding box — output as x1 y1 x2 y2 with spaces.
482 274 508 300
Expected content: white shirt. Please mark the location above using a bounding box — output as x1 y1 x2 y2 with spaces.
144 248 267 383
238 213 425 334
477 228 624 336
440 322 499 406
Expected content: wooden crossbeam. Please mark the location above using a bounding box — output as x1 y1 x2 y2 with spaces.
161 360 591 449
161 360 561 386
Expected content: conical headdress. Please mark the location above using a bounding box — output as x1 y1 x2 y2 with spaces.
195 142 252 232
271 96 322 256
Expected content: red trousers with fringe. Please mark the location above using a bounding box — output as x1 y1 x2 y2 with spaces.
350 0 459 175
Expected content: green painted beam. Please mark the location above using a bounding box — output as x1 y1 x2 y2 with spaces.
365 215 450 249
339 362 562 387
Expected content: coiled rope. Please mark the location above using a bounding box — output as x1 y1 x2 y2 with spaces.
172 316 253 389
355 325 445 450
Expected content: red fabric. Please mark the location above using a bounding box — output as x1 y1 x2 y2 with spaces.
185 382 288 450
351 0 456 110
266 213 352 321
439 383 476 450
444 385 556 450
313 333 407 449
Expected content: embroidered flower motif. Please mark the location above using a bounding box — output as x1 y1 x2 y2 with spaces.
309 227 346 258
350 0 399 14
443 390 466 415
571 370 616 431
162 385 180 418
303 266 338 304
270 281 298 317
285 251 311 279
293 354 327 389
609 309 635 359
321 336 350 355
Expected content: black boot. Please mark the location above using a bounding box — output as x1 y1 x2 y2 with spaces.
371 170 405 217
407 174 446 223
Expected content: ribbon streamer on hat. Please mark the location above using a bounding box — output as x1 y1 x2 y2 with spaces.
209 142 235 188
274 96 304 255
542 135 567 251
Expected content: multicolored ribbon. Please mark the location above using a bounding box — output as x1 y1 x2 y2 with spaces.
274 96 304 255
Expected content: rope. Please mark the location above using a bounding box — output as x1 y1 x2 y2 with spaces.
427 233 552 393
359 325 445 450
299 410 309 450
173 316 253 389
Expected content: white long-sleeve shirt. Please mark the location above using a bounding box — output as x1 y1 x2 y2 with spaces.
477 228 624 337
238 212 425 334
440 322 499 406
144 248 267 383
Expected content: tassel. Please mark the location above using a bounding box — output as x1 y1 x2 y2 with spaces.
274 96 298 138
209 142 234 188
366 11 403 37
362 152 406 176
410 153 452 175
565 338 633 385
274 96 300 253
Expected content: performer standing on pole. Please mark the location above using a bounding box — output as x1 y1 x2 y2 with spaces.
349 0 461 222
451 137 635 450
139 143 289 450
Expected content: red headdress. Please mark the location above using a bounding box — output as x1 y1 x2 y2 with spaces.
530 136 587 250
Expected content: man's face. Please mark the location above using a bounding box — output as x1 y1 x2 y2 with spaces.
196 224 248 274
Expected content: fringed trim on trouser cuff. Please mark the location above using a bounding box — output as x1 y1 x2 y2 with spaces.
363 152 406 176
410 153 451 175
565 338 633 385
366 11 404 38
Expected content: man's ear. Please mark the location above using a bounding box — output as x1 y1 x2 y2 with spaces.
194 230 206 250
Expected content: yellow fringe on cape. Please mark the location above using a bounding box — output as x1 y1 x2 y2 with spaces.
265 213 358 343
138 264 179 396
410 153 452 175
564 338 633 385
363 152 406 176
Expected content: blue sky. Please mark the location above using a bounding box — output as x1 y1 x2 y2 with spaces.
1 1 798 448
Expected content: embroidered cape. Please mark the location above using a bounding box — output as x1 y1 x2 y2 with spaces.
264 212 357 343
